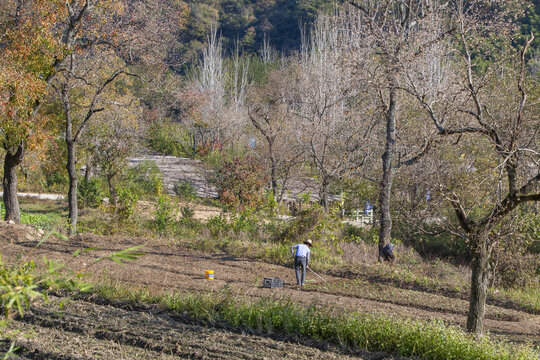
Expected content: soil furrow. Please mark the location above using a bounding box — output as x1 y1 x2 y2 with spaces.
1 227 538 359
6 297 402 360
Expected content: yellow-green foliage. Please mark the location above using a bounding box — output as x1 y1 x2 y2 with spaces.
0 257 42 318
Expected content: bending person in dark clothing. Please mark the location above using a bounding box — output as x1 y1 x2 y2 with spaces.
382 243 395 263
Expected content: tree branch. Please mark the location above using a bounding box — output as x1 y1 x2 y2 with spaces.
73 69 126 142
413 28 456 57
442 189 474 233
398 136 434 167
517 193 540 202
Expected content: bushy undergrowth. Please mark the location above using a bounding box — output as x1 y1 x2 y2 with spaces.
20 212 61 229
214 155 267 210
94 283 539 360
77 179 102 208
174 180 197 200
1 205 63 230
2 197 539 359
123 160 163 198
12 198 540 314
168 206 344 271
0 257 43 318
496 286 540 314
147 119 196 157
154 194 177 235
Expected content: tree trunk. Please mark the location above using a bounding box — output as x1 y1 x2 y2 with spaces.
3 143 25 223
378 84 397 261
107 175 118 208
269 142 278 199
467 231 491 336
319 176 330 212
66 139 78 235
84 161 92 184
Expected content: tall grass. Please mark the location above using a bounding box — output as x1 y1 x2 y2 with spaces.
497 286 540 314
94 283 538 360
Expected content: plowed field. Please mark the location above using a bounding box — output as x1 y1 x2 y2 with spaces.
1 223 538 359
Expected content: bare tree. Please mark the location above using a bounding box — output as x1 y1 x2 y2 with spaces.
232 40 250 114
55 50 133 234
293 12 380 211
193 25 226 149
83 107 139 207
346 0 452 261
404 0 539 335
191 25 253 150
247 68 305 202
260 33 277 65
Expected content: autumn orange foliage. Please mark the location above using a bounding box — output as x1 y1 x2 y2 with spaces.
0 0 65 151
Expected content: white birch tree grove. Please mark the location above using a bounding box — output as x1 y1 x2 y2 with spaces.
194 25 251 149
232 40 250 114
197 25 225 115
294 11 378 211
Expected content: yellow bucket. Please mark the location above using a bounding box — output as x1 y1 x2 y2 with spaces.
205 270 214 280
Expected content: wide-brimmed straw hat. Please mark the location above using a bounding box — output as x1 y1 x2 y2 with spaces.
304 239 313 246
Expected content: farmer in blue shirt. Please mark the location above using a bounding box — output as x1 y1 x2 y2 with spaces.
291 239 312 286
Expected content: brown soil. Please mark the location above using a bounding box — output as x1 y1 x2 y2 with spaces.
6 295 398 360
1 223 538 359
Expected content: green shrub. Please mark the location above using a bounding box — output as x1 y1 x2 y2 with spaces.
343 223 379 244
231 208 259 235
180 205 195 219
206 215 229 238
306 207 343 249
174 180 197 200
0 257 43 318
263 242 293 264
175 216 202 233
42 168 69 193
154 195 176 235
20 212 59 229
214 155 267 210
78 178 102 208
261 189 279 217
277 205 324 243
124 160 163 197
147 119 195 157
115 186 139 220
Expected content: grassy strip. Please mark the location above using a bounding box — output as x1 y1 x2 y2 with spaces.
93 283 538 360
497 286 540 314
342 262 540 315
0 207 63 230
308 279 524 321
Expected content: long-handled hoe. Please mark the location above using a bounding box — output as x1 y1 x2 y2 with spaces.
309 268 327 282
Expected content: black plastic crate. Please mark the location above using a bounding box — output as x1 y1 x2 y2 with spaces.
263 277 283 288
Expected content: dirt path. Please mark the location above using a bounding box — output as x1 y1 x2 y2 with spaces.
2 230 538 349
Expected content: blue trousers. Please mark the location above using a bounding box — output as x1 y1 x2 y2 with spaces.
294 256 307 285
